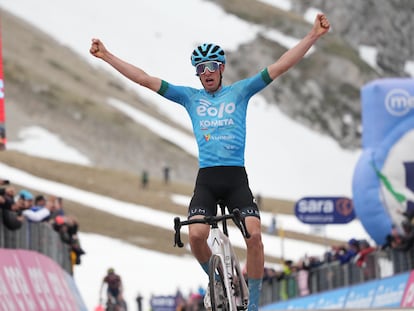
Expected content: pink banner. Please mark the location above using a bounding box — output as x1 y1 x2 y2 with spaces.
0 249 84 311
401 270 414 307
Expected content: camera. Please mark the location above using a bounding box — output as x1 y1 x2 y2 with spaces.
0 180 10 196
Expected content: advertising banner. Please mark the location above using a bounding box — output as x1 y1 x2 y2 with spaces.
371 272 409 307
401 270 414 307
262 271 412 310
150 295 177 311
0 249 87 311
344 280 378 308
294 197 355 224
0 22 5 150
315 287 348 309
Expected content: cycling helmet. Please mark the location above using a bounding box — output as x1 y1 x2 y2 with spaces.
107 268 115 274
191 43 226 66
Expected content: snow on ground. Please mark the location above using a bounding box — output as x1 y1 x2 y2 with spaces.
0 0 379 309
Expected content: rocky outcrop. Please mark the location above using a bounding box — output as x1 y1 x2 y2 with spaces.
291 0 414 77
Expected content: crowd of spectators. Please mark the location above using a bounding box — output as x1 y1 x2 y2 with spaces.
382 211 414 252
0 179 86 269
260 212 414 302
158 210 414 309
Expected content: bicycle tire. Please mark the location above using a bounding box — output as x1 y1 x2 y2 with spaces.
209 254 230 311
105 298 126 311
231 258 249 310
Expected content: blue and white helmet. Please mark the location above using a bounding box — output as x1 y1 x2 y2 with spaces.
191 43 226 66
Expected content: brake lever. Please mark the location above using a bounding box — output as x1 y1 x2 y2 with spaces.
174 217 184 247
232 209 251 239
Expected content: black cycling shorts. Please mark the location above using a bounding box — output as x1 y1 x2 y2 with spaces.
188 166 260 219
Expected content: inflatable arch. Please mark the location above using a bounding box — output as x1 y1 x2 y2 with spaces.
352 78 414 244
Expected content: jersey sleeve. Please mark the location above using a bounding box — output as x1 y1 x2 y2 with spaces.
157 80 197 108
233 68 273 99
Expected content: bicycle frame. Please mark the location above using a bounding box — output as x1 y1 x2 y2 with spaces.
174 207 250 311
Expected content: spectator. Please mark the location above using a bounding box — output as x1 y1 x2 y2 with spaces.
0 185 15 210
186 291 203 311
295 259 310 297
353 239 377 281
306 256 323 269
136 293 143 311
336 239 360 265
35 194 47 209
53 197 66 217
70 235 86 266
324 246 340 263
18 189 34 208
353 240 376 268
163 166 170 184
52 215 72 244
44 195 65 223
52 215 86 266
175 289 186 311
141 170 149 189
267 215 277 234
382 224 404 250
263 266 277 283
403 208 414 224
279 260 293 300
22 192 50 222
0 186 25 230
395 220 414 251
0 179 10 186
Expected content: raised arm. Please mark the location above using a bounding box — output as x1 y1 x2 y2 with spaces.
89 38 162 92
267 13 330 80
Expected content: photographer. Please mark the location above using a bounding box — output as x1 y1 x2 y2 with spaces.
0 183 25 230
0 179 10 190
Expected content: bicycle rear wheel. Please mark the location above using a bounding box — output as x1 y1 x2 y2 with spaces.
208 254 230 311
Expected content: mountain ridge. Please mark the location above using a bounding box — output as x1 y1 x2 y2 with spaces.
1 1 401 262
2 2 382 184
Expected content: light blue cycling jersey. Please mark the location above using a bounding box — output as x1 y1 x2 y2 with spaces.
158 68 273 168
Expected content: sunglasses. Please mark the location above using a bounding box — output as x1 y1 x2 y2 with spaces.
195 61 221 76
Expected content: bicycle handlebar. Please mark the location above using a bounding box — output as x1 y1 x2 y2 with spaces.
173 208 251 248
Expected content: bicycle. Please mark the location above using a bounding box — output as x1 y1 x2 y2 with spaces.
102 295 127 311
174 204 250 311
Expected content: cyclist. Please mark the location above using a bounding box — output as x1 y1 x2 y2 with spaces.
100 268 126 310
90 13 330 311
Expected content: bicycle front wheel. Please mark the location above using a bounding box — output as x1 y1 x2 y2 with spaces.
208 254 230 311
231 257 249 310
